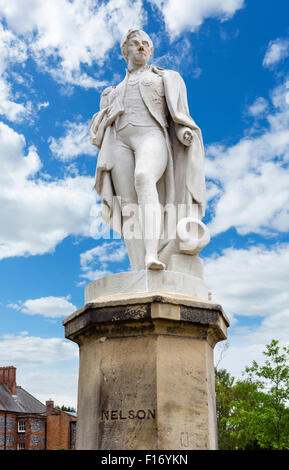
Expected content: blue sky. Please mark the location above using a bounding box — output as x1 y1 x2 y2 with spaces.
0 0 289 407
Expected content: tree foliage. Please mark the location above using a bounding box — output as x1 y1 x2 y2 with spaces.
55 405 76 413
216 339 289 450
216 368 261 449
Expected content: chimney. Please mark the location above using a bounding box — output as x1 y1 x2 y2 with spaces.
0 366 17 395
46 399 54 415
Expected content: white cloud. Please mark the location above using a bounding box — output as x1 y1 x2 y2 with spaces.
79 268 112 282
80 241 128 281
248 96 268 117
49 121 96 161
150 0 244 37
38 101 50 110
0 23 27 67
154 37 201 75
23 368 79 409
215 341 281 380
206 79 289 236
0 333 78 364
0 0 145 88
0 23 30 121
0 0 244 93
0 121 98 260
8 296 77 318
0 78 30 122
81 241 128 266
263 38 289 68
0 333 79 407
206 243 289 378
205 243 289 322
0 0 243 88
206 180 221 202
216 318 289 379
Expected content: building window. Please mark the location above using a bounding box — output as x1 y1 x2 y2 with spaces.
18 420 26 433
17 442 25 450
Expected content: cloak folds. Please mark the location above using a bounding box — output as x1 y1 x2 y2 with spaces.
90 67 206 243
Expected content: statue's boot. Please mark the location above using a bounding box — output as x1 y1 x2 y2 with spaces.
145 254 166 270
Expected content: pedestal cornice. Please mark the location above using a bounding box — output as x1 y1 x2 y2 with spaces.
63 291 229 348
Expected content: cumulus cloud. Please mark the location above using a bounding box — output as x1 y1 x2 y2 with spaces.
0 333 79 406
150 0 244 37
215 340 286 381
8 296 77 318
0 333 78 364
206 79 289 236
80 241 128 281
0 23 30 121
216 316 289 379
0 0 144 88
154 37 201 75
0 0 245 94
248 96 268 117
49 120 96 161
0 121 97 260
206 243 289 378
22 368 79 409
205 243 289 321
263 38 289 68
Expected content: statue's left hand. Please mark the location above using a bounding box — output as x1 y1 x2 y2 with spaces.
175 125 194 146
182 130 193 146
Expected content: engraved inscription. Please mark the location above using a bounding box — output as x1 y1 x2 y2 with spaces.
101 409 156 420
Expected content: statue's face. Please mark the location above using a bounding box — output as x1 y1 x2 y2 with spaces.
126 32 151 66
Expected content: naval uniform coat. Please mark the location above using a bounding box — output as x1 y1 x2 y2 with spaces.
90 65 206 238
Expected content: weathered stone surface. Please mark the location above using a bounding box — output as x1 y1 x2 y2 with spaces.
167 254 204 278
64 293 228 450
84 270 210 303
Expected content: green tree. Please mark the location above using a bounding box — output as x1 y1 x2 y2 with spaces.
215 368 261 449
224 378 264 449
220 340 289 450
215 368 235 449
242 339 289 450
55 405 76 413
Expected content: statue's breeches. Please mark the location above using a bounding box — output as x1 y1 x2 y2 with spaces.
109 124 169 206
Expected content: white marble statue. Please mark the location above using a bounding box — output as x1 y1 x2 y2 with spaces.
90 29 210 273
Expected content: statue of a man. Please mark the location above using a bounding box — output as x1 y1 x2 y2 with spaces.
90 29 208 272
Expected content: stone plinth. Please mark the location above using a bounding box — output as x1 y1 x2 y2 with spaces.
85 268 209 303
63 287 229 450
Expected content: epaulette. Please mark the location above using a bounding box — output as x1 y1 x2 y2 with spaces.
101 86 116 97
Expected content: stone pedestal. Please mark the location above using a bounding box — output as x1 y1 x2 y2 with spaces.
63 279 229 450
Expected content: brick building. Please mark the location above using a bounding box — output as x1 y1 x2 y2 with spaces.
0 366 76 450
45 399 77 450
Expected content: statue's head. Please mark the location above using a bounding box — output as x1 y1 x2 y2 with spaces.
120 29 154 66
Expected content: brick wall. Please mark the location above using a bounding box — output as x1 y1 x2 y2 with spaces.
0 412 46 450
46 410 76 450
0 411 76 450
0 367 16 395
